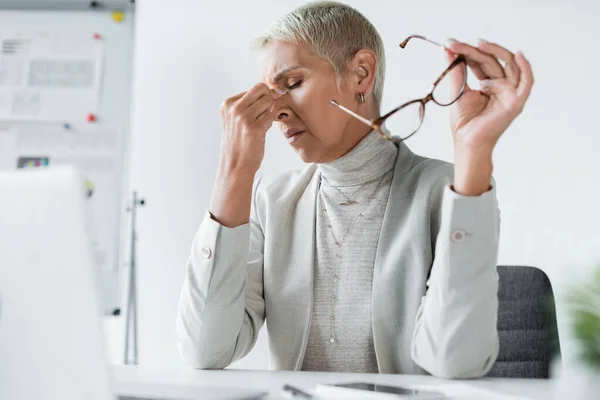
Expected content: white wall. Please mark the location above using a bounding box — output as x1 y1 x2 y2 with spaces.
104 0 600 371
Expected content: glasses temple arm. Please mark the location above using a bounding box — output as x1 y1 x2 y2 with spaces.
329 100 374 127
400 35 442 49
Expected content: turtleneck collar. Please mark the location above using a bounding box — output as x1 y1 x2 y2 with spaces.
318 130 398 186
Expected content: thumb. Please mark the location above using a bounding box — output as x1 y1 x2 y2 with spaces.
271 88 286 100
479 79 510 96
442 45 455 64
442 46 469 99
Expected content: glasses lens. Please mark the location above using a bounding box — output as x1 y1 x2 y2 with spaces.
382 101 424 140
432 61 467 106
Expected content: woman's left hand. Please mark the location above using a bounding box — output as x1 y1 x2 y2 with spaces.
442 38 533 196
444 38 534 150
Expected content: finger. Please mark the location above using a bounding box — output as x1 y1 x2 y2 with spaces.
229 91 246 102
255 109 276 132
445 40 492 82
271 88 287 100
445 39 505 80
514 51 534 105
442 47 472 98
443 42 487 80
443 46 466 96
221 91 246 112
238 82 272 109
465 59 489 81
247 95 274 121
476 40 521 87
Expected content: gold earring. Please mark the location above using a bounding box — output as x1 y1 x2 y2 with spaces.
358 92 366 104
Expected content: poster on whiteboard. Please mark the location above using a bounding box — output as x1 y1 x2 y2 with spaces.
0 122 123 272
0 31 103 122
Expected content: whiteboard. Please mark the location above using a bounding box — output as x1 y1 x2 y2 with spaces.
0 1 133 10
0 5 135 315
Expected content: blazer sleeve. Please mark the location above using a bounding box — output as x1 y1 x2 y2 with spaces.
411 179 501 379
176 178 265 369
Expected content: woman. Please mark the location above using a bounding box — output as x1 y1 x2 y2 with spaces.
176 1 533 378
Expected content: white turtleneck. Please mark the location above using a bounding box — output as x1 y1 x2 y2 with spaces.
301 130 398 373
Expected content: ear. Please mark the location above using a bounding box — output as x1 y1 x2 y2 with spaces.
349 48 377 98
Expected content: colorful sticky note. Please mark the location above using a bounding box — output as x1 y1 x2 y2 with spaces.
112 11 126 23
17 156 49 169
85 179 95 198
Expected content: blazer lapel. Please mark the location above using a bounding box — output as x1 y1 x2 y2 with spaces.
290 167 320 290
286 166 320 369
371 141 415 373
374 141 415 267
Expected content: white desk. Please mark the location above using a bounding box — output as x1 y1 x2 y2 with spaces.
111 365 556 400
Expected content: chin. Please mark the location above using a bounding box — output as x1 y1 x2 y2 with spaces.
294 147 320 164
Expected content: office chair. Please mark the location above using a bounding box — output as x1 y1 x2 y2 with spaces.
487 265 560 378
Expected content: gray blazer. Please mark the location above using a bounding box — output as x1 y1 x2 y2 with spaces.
177 141 500 378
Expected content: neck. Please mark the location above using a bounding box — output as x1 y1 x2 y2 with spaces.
320 103 381 163
318 129 398 186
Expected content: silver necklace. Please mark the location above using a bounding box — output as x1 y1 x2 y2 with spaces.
318 176 386 343
319 177 385 247
323 181 368 206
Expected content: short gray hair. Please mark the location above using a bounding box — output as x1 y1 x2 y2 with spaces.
255 1 386 107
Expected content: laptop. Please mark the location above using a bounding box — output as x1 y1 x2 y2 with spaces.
0 167 267 400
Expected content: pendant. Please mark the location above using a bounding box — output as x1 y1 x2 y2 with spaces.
339 199 358 206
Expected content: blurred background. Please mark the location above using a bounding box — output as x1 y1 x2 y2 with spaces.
64 0 599 371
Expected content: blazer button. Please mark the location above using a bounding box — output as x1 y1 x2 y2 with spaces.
201 246 212 259
451 229 466 243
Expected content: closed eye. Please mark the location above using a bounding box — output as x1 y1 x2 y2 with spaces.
286 80 303 91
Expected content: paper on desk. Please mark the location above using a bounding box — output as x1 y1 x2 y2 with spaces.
310 384 533 400
0 31 103 122
411 383 535 400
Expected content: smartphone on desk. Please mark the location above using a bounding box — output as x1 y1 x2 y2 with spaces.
315 382 444 399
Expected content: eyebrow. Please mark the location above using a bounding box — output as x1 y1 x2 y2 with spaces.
272 66 302 83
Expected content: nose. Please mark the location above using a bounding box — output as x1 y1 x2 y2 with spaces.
271 91 291 121
277 109 289 121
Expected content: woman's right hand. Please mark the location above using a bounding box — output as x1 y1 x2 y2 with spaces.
209 83 280 227
218 83 279 176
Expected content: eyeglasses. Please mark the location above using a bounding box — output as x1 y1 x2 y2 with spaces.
330 35 468 142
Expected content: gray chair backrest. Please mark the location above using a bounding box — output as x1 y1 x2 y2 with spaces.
486 265 560 378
